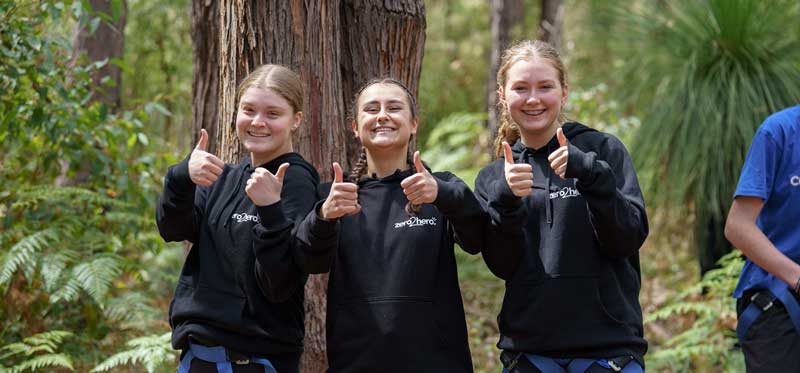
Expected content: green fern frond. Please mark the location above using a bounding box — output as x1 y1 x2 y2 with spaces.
91 332 175 373
73 255 123 305
0 228 59 286
49 276 82 303
645 302 718 322
7 353 73 373
12 186 127 211
40 250 78 292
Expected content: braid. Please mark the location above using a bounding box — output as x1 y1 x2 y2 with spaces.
493 110 521 158
404 136 421 216
348 147 368 182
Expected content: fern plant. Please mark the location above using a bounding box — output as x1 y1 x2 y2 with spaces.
92 332 176 373
645 251 745 371
0 331 73 373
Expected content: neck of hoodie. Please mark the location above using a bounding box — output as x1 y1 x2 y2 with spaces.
519 124 559 150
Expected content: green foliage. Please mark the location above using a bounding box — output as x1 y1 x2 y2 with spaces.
1 1 180 371
0 331 74 372
422 112 490 185
616 0 800 257
645 251 745 371
92 332 176 373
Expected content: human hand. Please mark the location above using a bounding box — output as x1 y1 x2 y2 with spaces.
189 129 225 186
503 141 533 197
548 127 569 179
245 163 289 206
400 151 438 205
320 162 361 220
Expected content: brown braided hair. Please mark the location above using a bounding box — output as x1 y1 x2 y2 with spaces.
348 78 421 215
493 40 568 158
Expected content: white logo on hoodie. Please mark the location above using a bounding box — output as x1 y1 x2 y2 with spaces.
394 216 437 229
232 212 260 223
549 186 581 200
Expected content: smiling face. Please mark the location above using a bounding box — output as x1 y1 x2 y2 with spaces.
352 83 418 153
499 58 568 148
235 87 302 166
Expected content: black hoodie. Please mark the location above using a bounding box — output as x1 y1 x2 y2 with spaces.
475 122 649 366
156 152 319 359
295 168 487 373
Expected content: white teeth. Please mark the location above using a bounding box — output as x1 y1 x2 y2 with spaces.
522 109 546 116
374 127 395 133
248 131 270 137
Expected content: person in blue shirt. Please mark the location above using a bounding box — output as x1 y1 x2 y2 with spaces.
725 104 800 372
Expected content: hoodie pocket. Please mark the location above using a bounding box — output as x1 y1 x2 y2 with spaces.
327 296 441 369
501 276 625 344
170 279 246 331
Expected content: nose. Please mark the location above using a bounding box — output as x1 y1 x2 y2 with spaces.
377 107 390 122
252 113 267 126
525 95 541 105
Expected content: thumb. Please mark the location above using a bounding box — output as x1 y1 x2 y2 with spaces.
275 163 290 182
413 151 425 173
332 162 343 183
557 127 567 147
195 129 208 151
502 141 514 165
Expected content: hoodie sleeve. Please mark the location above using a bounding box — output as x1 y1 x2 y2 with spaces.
431 172 489 255
473 162 528 280
565 135 649 258
294 197 339 274
252 163 318 302
156 156 207 243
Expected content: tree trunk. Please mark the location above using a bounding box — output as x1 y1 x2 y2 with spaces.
191 1 426 371
191 0 220 154
58 0 127 187
71 0 127 110
486 0 523 142
538 0 563 51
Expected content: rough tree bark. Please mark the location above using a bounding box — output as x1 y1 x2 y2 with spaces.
486 0 523 141
538 0 563 51
191 1 425 371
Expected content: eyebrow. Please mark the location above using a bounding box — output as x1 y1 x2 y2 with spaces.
362 99 406 106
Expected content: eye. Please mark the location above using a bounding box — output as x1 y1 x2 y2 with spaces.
512 86 527 92
389 106 403 112
364 107 379 114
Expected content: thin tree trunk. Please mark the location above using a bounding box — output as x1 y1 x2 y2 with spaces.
71 0 127 110
192 2 425 371
486 0 523 143
538 0 563 51
58 0 127 187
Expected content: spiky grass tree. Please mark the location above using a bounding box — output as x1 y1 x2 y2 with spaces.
617 0 800 273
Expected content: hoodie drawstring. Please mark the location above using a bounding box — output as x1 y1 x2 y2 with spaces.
545 142 553 227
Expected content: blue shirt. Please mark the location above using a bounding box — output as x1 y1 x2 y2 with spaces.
733 105 800 298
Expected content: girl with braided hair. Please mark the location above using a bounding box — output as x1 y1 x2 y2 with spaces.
295 78 487 372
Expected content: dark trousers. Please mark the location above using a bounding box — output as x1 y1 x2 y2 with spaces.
737 295 800 372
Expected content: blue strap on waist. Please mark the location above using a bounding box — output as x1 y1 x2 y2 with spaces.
522 354 642 373
736 281 800 340
177 343 276 373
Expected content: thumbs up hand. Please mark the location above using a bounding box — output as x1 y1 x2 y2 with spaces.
246 163 289 206
503 141 533 197
400 151 438 205
320 162 361 220
547 127 569 179
189 129 225 186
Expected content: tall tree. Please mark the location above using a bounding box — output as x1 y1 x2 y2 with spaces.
486 0 523 139
538 0 563 50
192 1 425 371
71 0 127 110
58 0 127 186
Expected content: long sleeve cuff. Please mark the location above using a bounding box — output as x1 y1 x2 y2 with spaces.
256 200 292 231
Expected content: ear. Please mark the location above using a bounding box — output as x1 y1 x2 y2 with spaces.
561 83 569 106
292 111 303 131
410 117 419 136
351 119 359 138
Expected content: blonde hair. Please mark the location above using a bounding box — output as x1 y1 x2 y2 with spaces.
236 64 303 113
493 40 567 158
